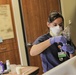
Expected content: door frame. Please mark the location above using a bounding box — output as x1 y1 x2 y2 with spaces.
18 0 30 65
12 0 28 66
18 0 62 66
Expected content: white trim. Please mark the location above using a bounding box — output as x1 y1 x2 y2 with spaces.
11 0 28 66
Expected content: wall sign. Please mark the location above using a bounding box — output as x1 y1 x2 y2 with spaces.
0 4 14 40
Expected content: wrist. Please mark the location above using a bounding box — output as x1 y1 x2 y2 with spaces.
49 37 55 44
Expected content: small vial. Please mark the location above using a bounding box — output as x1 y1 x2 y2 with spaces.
6 60 11 72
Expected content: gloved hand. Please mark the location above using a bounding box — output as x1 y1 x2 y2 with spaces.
50 35 67 44
61 44 75 54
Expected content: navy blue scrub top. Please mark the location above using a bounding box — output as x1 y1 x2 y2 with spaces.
33 33 71 72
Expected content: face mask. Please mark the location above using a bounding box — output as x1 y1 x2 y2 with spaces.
50 25 62 36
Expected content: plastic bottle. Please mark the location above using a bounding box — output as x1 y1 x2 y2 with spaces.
6 60 11 72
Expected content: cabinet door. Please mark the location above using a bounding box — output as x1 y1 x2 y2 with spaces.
21 0 61 74
0 0 20 64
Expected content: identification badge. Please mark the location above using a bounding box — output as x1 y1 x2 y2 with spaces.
58 52 66 58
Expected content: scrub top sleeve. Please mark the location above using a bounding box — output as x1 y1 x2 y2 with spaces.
67 39 76 49
33 36 45 45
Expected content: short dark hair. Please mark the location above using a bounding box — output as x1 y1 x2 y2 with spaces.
48 11 64 23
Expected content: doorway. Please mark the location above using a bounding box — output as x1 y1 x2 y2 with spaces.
20 0 61 74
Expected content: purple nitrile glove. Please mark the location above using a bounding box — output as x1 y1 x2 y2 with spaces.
0 61 4 74
61 44 75 54
50 35 67 45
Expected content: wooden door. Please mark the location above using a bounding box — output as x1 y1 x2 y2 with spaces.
0 0 20 64
21 0 61 74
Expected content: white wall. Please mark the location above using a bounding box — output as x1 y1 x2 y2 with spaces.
12 0 28 66
60 0 76 45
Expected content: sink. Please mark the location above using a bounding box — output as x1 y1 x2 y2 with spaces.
42 56 76 75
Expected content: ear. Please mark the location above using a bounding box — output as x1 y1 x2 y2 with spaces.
47 22 51 27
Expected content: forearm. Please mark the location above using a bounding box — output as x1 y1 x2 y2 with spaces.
70 49 76 58
70 53 75 58
30 39 51 56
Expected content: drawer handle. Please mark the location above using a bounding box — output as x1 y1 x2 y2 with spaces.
0 48 7 50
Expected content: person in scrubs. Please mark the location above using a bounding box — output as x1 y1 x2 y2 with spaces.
30 11 75 72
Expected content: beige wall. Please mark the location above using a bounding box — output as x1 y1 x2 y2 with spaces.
60 0 76 45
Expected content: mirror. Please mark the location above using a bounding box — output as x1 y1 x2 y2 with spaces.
19 0 76 74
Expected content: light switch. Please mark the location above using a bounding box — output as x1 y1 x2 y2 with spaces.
68 20 72 25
